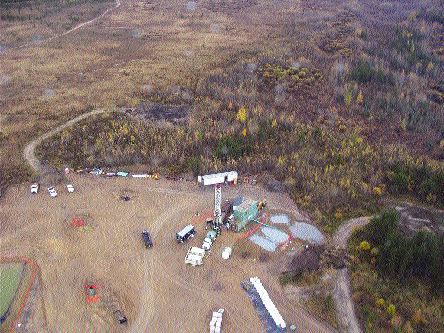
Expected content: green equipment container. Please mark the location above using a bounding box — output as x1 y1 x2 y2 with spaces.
88 287 96 297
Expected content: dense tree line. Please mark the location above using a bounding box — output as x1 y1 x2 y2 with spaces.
361 209 444 294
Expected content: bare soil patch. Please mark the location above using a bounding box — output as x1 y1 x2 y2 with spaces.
0 176 334 332
130 102 190 123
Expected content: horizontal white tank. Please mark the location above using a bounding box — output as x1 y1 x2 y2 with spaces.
198 171 238 186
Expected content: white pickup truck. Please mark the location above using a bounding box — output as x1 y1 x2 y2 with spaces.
185 247 205 266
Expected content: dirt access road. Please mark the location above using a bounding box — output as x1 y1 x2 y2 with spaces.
23 109 120 174
332 217 371 333
6 0 121 52
0 175 335 332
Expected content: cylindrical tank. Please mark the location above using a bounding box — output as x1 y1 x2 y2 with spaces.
221 247 232 259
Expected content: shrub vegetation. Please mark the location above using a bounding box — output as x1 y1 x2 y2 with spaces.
350 210 444 332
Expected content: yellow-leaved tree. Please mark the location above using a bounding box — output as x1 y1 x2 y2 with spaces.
236 107 248 123
344 88 353 107
356 90 364 104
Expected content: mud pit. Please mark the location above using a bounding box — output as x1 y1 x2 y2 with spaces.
0 176 333 333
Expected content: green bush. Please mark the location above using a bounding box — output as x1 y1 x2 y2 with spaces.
279 272 302 286
418 8 444 24
387 164 410 194
386 162 444 206
349 60 394 85
362 210 444 293
215 136 249 161
363 209 399 246
186 156 202 176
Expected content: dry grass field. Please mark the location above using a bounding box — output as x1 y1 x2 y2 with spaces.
0 0 114 47
1 0 442 221
1 0 306 182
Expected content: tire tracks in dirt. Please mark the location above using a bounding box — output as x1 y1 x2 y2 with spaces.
130 198 191 333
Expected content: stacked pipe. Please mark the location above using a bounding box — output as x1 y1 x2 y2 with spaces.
249 277 286 329
209 309 224 333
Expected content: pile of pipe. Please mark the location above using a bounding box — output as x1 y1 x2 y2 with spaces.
249 277 286 329
209 308 224 333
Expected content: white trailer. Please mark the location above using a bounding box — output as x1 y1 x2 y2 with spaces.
198 171 238 226
198 171 238 186
185 247 205 266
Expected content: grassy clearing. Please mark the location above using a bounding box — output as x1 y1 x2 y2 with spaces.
0 263 23 316
279 271 321 287
280 271 337 328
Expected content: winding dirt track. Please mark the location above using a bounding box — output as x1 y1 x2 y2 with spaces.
332 217 371 333
23 109 113 174
5 0 121 52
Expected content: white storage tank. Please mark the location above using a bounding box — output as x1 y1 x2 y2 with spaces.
221 247 232 260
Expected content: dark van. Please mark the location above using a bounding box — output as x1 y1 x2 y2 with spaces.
176 224 196 243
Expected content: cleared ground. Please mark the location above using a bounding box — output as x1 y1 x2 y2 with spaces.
0 175 333 332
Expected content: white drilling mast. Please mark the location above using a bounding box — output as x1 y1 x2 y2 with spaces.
198 171 238 226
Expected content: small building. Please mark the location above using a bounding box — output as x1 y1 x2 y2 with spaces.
233 198 258 232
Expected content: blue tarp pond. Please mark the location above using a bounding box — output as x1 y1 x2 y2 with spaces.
270 215 290 224
249 227 289 252
289 222 324 244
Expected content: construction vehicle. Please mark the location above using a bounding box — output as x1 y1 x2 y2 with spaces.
221 247 232 260
30 183 39 194
206 230 217 241
185 246 205 266
84 284 99 304
258 201 267 210
113 310 128 324
205 218 214 230
176 224 196 243
47 186 57 198
221 200 234 223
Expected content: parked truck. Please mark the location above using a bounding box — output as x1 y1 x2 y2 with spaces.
202 237 213 251
176 224 196 243
141 230 153 248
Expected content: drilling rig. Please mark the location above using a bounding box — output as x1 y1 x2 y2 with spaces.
198 171 238 228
